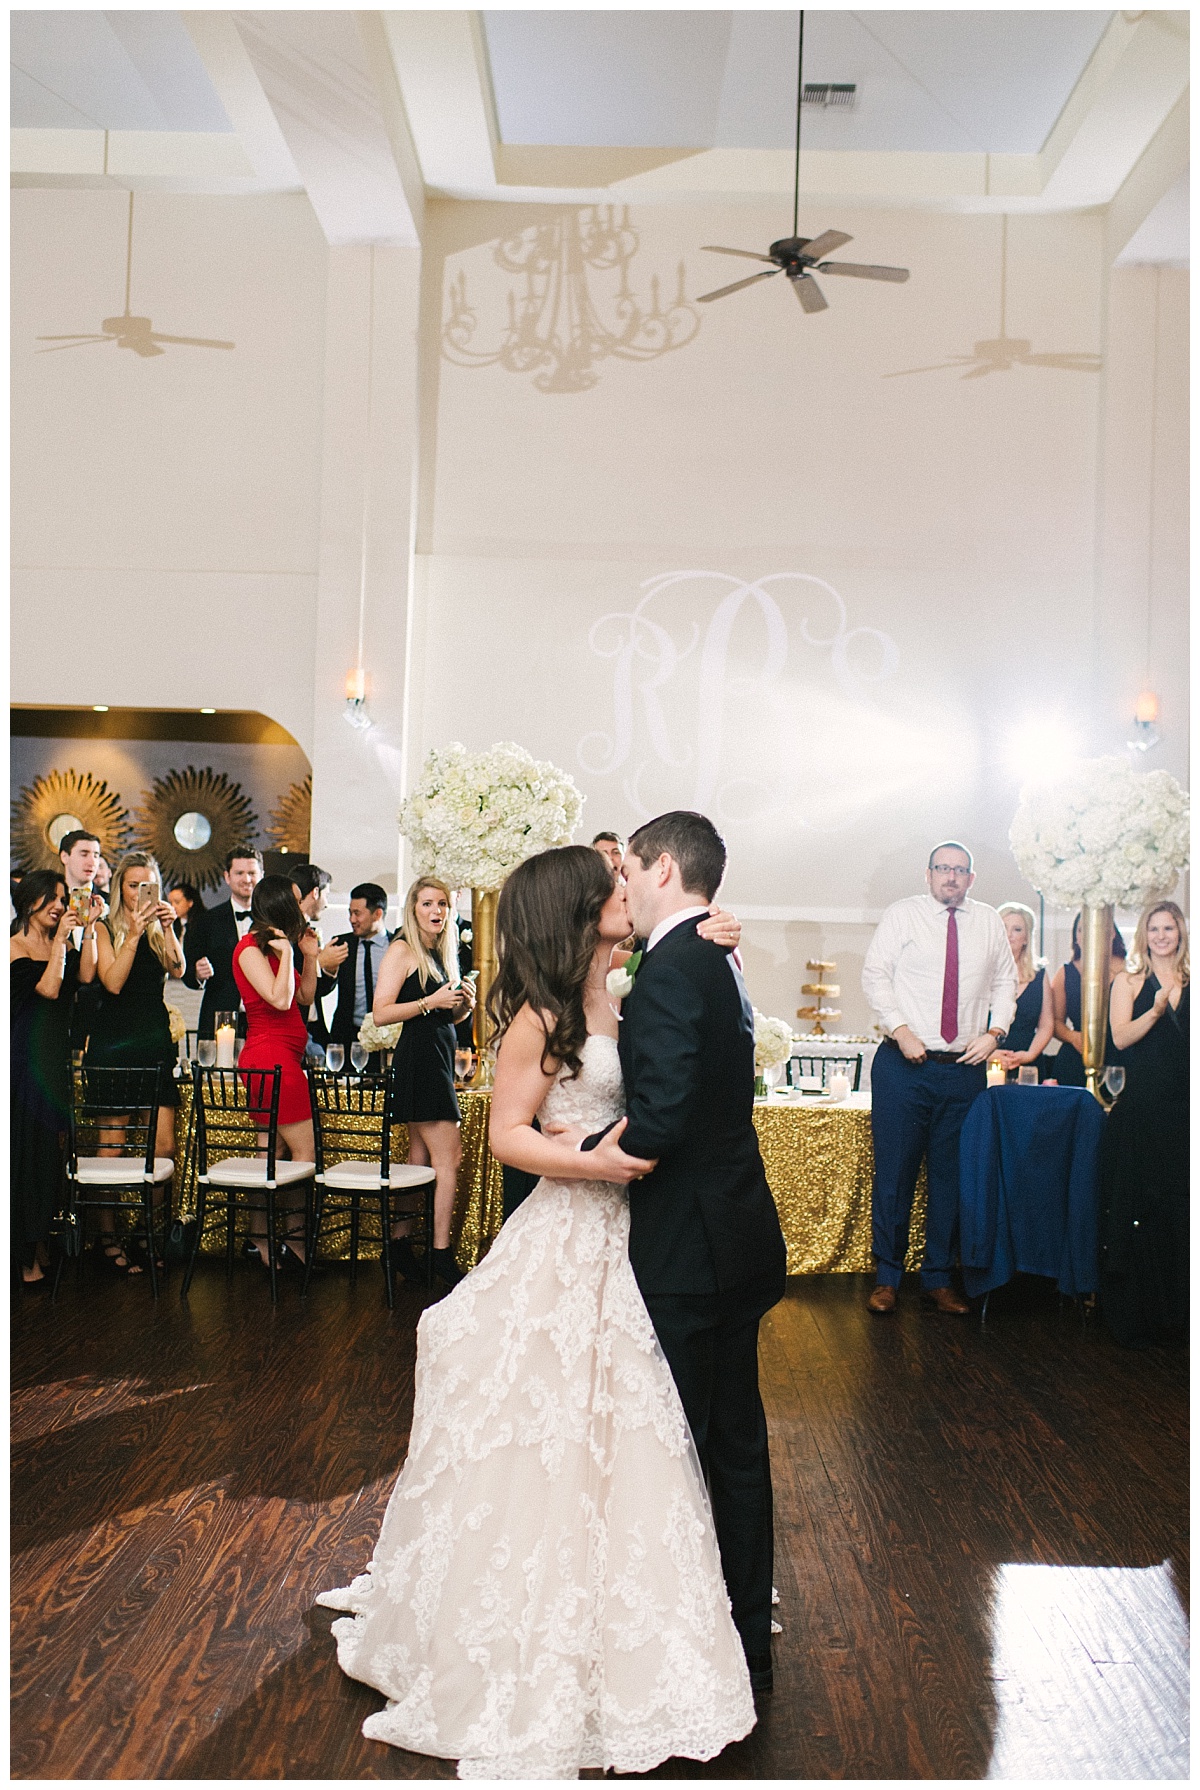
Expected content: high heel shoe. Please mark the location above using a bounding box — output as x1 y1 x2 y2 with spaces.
429 1246 465 1289
389 1238 427 1285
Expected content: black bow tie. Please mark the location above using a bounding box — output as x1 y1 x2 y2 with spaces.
233 910 251 921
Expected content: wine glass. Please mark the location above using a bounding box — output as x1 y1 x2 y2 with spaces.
196 1039 216 1068
454 1048 474 1084
326 1043 345 1074
350 1043 369 1075
1102 1065 1126 1099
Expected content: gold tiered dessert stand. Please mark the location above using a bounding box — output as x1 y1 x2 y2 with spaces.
798 961 840 1037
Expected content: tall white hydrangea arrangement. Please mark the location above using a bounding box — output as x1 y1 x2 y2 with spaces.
1009 756 1189 910
398 741 585 890
752 1010 795 1073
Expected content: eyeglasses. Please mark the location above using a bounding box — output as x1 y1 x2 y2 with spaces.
930 865 970 876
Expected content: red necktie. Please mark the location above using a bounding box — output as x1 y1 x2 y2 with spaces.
940 908 959 1044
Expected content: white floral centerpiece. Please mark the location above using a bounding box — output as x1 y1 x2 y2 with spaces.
359 1015 402 1053
752 1010 794 1094
398 741 585 889
1010 756 1189 910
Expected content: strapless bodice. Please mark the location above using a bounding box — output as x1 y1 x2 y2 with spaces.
537 1031 625 1135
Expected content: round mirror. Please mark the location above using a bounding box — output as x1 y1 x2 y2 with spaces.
173 810 213 851
47 813 85 850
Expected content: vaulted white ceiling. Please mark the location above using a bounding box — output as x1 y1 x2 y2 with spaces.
10 8 1189 264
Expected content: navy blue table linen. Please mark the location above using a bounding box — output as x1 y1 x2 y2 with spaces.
958 1085 1106 1299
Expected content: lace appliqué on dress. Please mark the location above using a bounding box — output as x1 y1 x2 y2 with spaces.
316 1035 754 1778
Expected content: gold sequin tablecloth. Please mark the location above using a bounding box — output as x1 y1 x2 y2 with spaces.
172 1087 923 1275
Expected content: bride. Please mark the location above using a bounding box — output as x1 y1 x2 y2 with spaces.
317 845 756 1778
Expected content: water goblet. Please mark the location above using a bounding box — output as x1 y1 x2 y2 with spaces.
454 1048 474 1084
196 1039 216 1069
1102 1065 1126 1099
326 1043 345 1074
350 1043 369 1075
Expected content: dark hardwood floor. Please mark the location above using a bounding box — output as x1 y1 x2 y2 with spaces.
11 1263 1188 1779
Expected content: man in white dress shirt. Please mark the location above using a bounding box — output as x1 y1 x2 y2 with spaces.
861 842 1017 1315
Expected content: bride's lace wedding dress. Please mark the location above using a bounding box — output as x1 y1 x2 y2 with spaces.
317 1033 755 1779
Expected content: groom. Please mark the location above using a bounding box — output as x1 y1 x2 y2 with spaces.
581 810 787 1693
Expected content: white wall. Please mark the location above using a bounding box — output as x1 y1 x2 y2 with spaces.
11 187 1188 1029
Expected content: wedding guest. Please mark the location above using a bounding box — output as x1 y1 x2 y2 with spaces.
94 856 112 897
58 830 107 1048
1100 902 1189 1349
994 902 1054 1077
167 882 203 949
10 872 102 1285
592 831 625 873
185 847 263 1038
86 852 185 1273
233 876 321 1269
290 863 332 1050
374 877 476 1289
1049 912 1127 1087
58 829 102 898
861 841 1016 1315
317 882 392 1065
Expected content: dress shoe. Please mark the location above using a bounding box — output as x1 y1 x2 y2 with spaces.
746 1654 773 1695
922 1285 969 1315
429 1247 466 1290
867 1284 897 1314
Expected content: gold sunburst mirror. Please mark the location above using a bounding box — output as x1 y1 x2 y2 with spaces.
133 766 258 891
268 774 312 855
11 769 132 871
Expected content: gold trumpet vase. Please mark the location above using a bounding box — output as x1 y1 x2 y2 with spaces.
469 887 499 1089
1079 902 1113 1102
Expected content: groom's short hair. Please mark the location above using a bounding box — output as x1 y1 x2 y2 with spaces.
627 812 726 902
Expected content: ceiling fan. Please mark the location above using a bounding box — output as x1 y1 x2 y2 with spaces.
697 11 910 315
36 192 235 359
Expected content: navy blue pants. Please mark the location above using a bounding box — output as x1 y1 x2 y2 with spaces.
870 1042 986 1288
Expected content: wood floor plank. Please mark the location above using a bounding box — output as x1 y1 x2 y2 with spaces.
11 1265 1188 1780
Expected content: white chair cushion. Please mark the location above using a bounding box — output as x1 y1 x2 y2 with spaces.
322 1160 437 1191
75 1156 175 1186
202 1157 315 1188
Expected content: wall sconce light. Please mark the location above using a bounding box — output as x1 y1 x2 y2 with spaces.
1127 689 1160 752
344 666 372 730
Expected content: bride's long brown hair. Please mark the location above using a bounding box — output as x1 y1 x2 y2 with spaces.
488 845 615 1079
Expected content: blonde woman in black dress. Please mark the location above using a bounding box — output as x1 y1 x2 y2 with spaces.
373 877 476 1288
87 852 185 1271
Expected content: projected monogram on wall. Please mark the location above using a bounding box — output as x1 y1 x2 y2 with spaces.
578 571 900 824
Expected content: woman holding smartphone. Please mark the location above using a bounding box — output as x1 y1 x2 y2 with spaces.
373 876 476 1289
85 852 185 1271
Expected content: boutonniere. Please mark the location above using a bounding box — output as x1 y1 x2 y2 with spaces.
605 950 642 1002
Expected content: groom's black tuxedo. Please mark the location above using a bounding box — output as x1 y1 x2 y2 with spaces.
583 914 786 1672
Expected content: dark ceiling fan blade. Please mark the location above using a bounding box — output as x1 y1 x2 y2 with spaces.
697 269 782 304
700 246 779 265
817 261 909 283
800 230 852 262
149 333 236 349
791 274 828 314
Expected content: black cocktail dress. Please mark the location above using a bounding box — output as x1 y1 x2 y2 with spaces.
1099 976 1189 1349
387 967 461 1124
84 931 180 1107
11 951 79 1270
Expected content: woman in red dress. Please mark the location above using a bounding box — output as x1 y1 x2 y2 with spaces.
233 876 321 1268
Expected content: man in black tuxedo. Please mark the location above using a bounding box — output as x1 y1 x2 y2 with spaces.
185 847 263 1038
316 882 392 1065
579 811 787 1694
